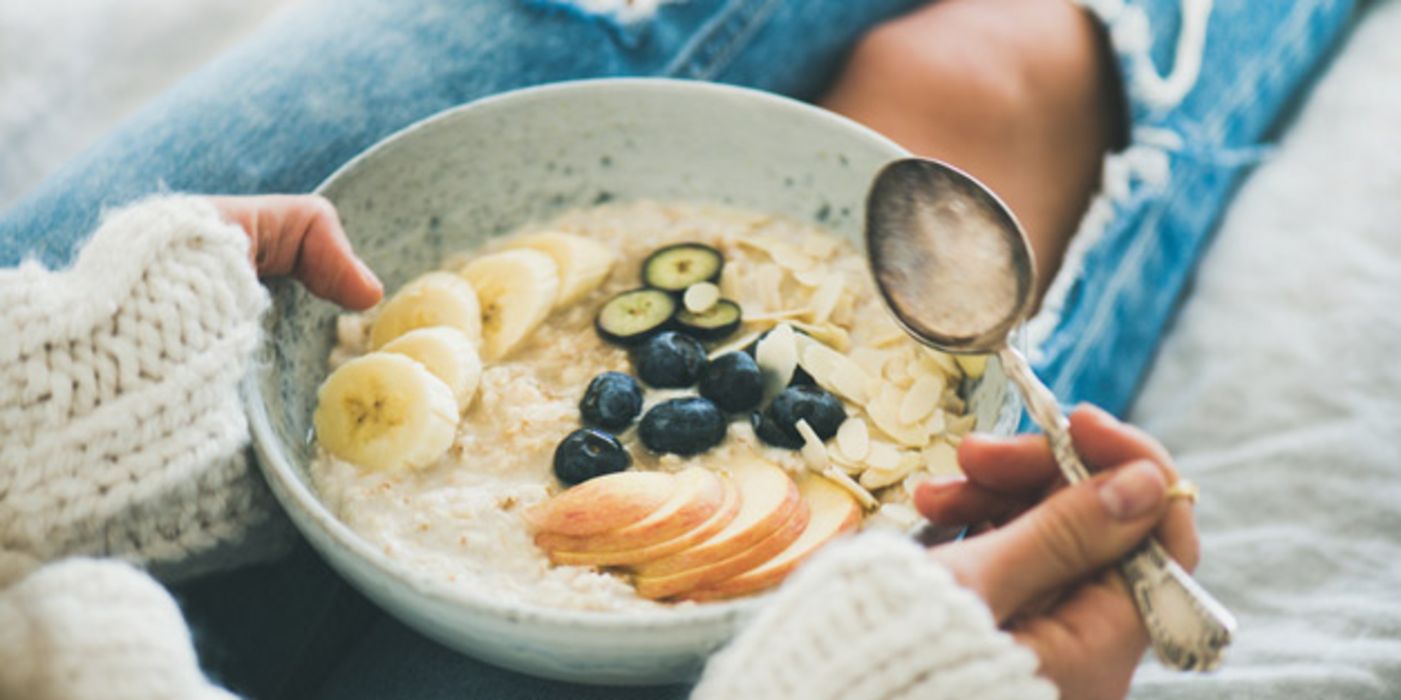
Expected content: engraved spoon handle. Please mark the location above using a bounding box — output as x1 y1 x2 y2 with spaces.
996 345 1236 671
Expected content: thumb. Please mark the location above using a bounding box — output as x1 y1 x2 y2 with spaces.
938 459 1168 622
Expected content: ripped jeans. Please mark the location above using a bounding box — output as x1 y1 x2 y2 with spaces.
0 0 1356 697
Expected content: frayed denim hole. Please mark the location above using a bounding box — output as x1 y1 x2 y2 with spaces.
521 0 665 49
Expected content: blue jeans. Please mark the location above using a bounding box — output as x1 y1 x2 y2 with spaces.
0 0 1356 697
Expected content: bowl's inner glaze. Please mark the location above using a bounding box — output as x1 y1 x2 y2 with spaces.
251 79 1017 608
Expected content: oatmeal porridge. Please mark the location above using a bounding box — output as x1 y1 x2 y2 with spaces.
309 200 983 612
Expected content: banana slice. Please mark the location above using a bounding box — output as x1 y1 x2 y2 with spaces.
460 249 559 361
369 272 482 350
380 326 482 409
507 231 615 307
313 353 459 472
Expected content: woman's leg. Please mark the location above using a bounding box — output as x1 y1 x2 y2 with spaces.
0 0 920 268
818 0 1357 417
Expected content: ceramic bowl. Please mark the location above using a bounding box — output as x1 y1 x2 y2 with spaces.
244 78 1021 685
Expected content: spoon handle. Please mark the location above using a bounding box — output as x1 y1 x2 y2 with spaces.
995 346 1236 671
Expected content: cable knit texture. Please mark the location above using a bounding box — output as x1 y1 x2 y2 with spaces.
0 558 235 700
0 196 291 581
692 532 1057 700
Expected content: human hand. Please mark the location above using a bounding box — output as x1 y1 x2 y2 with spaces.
209 194 383 310
916 405 1198 700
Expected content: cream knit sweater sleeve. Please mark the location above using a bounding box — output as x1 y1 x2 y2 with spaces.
692 532 1057 700
0 196 291 581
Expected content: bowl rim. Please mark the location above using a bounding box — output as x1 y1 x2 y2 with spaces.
245 77 913 631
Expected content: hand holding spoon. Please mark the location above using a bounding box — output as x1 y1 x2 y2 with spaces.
865 157 1235 671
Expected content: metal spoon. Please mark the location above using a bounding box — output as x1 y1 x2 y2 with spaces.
865 157 1235 671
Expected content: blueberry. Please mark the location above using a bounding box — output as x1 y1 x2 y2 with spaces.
750 409 802 449
698 352 763 413
633 331 707 388
758 385 847 447
579 372 644 431
639 397 727 455
553 428 632 485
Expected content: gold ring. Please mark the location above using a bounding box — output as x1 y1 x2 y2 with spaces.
1166 479 1199 505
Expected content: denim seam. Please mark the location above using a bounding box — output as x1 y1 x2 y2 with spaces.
1201 0 1317 143
661 0 781 80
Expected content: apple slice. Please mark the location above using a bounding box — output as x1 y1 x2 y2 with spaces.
683 472 861 601
549 474 740 567
634 459 799 579
536 467 724 553
523 471 675 537
633 498 811 600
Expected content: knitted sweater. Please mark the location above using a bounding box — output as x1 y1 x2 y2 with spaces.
0 198 1054 699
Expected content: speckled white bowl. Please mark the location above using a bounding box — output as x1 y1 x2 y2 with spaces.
244 79 1020 685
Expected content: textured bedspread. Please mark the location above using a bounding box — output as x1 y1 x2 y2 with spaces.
1129 2 1401 697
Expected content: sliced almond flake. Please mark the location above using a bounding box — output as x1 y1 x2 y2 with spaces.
865 384 930 448
789 321 851 353
828 448 866 474
946 413 977 437
882 352 915 390
754 323 798 402
335 314 368 350
800 233 840 260
719 265 744 299
829 291 856 327
707 328 765 360
863 439 902 471
683 282 720 314
898 374 945 425
820 466 879 510
742 308 810 325
918 347 963 379
794 419 830 471
872 332 909 348
859 452 920 490
922 440 961 476
954 354 989 380
800 343 872 404
903 471 929 500
946 433 964 448
849 347 889 377
924 409 948 436
754 263 785 312
835 417 870 462
735 236 816 273
792 266 828 288
805 274 845 325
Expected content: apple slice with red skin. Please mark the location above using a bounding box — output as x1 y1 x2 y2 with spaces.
634 459 799 579
535 467 723 553
523 470 675 537
548 474 740 567
633 497 811 600
682 472 861 601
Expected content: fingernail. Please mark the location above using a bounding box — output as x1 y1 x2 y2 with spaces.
1098 460 1165 520
923 474 966 490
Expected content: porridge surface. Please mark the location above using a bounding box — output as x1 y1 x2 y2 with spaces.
311 200 966 612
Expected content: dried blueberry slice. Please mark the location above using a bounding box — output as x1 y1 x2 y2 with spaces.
595 288 676 346
642 243 723 292
675 299 742 342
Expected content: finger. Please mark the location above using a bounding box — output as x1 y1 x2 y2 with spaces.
956 432 1060 492
935 459 1168 622
1012 575 1145 700
289 197 384 310
1068 405 1199 570
210 195 383 310
913 476 1034 526
1068 403 1174 472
